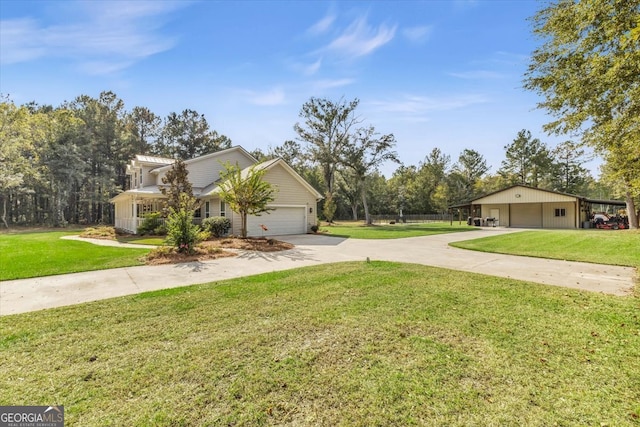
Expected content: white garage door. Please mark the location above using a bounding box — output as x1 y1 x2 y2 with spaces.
246 207 306 236
511 203 542 228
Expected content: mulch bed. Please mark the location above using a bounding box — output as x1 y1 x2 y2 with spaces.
144 237 294 265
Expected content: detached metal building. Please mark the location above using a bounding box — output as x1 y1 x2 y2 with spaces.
459 185 625 229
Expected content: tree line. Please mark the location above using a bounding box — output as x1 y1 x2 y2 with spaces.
2 1 638 229
0 91 231 228
1 92 619 229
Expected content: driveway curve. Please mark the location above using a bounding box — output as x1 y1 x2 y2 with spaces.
1 229 636 315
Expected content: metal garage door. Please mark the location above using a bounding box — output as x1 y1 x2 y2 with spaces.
510 203 542 228
246 207 306 236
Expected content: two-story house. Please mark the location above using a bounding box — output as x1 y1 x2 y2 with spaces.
110 146 322 236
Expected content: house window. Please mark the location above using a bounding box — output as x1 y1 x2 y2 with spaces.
220 201 226 217
555 208 566 217
194 206 202 218
205 201 210 218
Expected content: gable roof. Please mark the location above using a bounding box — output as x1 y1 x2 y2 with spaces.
150 146 257 174
471 184 583 204
202 157 323 200
258 158 323 200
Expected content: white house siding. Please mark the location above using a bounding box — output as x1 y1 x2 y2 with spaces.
141 165 157 187
186 151 255 188
263 164 318 230
153 149 254 187
225 163 319 237
114 199 136 233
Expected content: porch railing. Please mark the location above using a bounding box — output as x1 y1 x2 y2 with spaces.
115 217 204 234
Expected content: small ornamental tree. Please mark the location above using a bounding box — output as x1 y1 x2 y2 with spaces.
218 162 276 238
161 159 194 214
165 193 203 254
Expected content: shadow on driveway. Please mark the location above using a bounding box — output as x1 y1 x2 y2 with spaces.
272 234 348 247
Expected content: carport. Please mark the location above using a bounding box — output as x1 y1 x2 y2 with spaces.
451 185 626 229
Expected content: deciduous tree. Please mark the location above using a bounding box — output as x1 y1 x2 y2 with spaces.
217 162 276 238
340 126 398 224
524 0 640 227
294 97 360 196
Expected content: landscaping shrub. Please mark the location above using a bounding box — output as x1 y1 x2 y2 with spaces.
202 216 231 237
165 194 206 254
153 224 167 236
310 225 319 233
137 212 164 236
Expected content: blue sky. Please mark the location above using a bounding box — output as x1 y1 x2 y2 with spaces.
0 0 599 177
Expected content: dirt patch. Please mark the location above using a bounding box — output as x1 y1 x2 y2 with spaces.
144 237 294 265
145 246 238 265
202 237 294 252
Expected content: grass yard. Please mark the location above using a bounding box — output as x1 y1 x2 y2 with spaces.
320 221 472 239
451 229 640 268
118 236 166 246
1 262 639 426
0 231 150 281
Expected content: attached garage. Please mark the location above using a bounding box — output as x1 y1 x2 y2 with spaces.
245 206 307 236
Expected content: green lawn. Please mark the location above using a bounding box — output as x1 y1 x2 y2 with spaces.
1 262 638 426
451 229 640 268
0 231 150 281
320 221 472 239
118 236 166 246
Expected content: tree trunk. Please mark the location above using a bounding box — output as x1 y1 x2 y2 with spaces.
351 203 358 220
241 212 247 238
1 196 8 229
362 185 371 225
624 182 638 229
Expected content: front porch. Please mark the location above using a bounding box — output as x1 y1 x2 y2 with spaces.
113 197 225 234
114 216 206 234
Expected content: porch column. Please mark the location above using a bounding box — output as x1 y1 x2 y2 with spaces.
132 195 138 234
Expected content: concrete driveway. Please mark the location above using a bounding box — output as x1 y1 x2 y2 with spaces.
1 229 636 315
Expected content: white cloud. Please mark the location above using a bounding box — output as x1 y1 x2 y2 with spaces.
0 0 186 73
302 58 323 76
325 15 396 58
308 14 335 35
402 26 433 44
0 18 46 63
311 78 355 90
244 87 286 106
369 93 488 118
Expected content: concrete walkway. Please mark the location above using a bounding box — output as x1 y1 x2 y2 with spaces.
1 229 636 315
